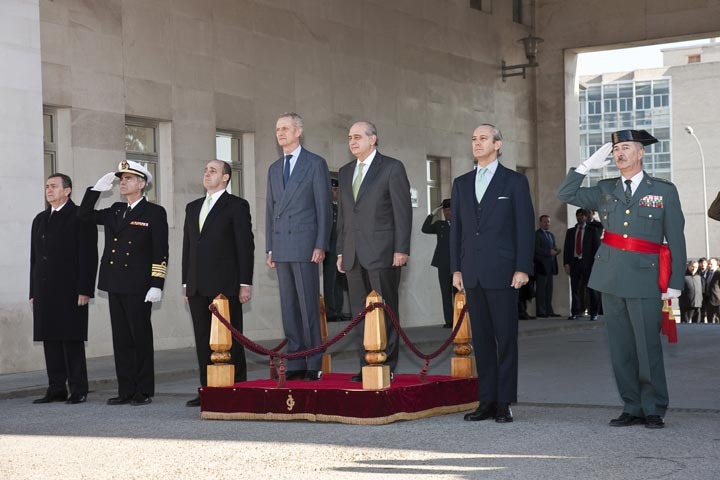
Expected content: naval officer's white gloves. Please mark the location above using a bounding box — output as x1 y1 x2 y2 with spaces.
575 142 613 175
92 172 117 192
661 288 681 301
144 287 162 303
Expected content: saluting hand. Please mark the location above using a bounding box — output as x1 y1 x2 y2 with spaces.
92 172 117 192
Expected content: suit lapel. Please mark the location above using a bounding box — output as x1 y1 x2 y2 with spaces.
117 198 147 232
476 164 507 226
355 152 383 204
200 192 227 236
279 149 311 211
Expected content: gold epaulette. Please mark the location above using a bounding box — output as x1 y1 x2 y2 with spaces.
151 261 167 278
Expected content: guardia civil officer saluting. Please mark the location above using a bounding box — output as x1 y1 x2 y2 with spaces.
557 130 687 429
79 160 169 406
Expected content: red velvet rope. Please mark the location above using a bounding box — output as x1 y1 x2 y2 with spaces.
207 301 469 384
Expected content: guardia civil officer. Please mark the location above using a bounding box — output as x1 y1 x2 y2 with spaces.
79 160 169 406
557 130 686 429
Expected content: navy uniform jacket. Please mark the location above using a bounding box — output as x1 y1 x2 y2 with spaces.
557 170 686 298
78 188 169 294
450 163 535 289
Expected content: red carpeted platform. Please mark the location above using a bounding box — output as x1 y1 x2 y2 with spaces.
200 373 479 425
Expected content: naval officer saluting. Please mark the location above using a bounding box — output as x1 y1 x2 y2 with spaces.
79 160 169 406
557 130 686 429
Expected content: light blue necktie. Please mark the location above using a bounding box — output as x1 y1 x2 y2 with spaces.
475 167 489 203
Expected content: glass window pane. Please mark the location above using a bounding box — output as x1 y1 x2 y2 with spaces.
125 125 156 154
635 82 651 95
43 114 53 144
44 151 55 178
427 186 440 213
228 168 243 196
427 160 439 183
216 134 232 163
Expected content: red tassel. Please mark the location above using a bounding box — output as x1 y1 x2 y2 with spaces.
269 357 277 380
662 299 677 344
277 359 286 388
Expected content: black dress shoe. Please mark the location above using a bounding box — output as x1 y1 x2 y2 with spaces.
285 370 307 381
463 402 497 421
536 314 548 318
304 370 322 381
107 395 133 405
350 373 363 382
495 403 513 423
32 390 68 404
590 315 599 321
519 313 530 320
443 323 452 328
568 315 578 320
645 415 665 429
548 313 561 318
131 393 152 406
609 412 645 426
66 393 87 404
186 396 201 407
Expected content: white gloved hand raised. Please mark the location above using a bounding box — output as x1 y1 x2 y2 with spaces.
92 172 117 192
661 288 681 300
575 142 613 175
144 287 162 303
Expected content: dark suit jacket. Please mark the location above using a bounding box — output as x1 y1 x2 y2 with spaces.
708 191 720 221
337 152 412 271
708 270 720 306
30 200 97 341
265 147 332 262
563 222 602 271
450 163 535 289
421 215 450 271
79 188 168 295
182 191 254 297
534 228 558 276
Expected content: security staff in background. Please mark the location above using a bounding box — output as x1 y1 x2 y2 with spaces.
323 178 345 321
79 160 169 406
557 129 686 429
30 173 97 405
421 198 456 328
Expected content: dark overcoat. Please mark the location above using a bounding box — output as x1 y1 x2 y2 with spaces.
29 200 98 341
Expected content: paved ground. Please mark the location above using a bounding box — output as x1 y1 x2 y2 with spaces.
1 320 719 479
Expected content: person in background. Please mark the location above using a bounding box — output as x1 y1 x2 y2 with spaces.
534 215 560 318
680 260 702 323
421 198 456 328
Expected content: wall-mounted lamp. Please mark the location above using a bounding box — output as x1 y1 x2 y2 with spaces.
501 35 544 81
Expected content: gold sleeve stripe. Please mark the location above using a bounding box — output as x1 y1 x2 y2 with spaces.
151 263 167 278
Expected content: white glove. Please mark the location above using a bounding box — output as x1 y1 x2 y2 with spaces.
575 142 612 175
92 172 117 192
144 287 162 303
661 288 681 300
432 206 442 215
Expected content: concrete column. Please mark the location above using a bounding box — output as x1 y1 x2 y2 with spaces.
0 0 44 373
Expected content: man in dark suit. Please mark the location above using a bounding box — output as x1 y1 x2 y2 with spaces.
557 129 687 429
534 215 560 318
323 178 345 321
336 121 412 380
450 124 535 423
421 198 456 328
30 173 97 405
79 160 168 406
182 159 254 406
563 208 602 320
706 258 720 324
266 113 332 381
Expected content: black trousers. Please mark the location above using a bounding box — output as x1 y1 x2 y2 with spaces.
437 266 456 326
42 340 88 395
188 294 246 386
569 260 600 316
535 274 554 316
108 293 154 397
322 253 344 318
345 260 401 372
465 285 519 404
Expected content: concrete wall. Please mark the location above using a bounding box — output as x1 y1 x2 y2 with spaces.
1 0 540 373
0 1 45 373
535 0 720 311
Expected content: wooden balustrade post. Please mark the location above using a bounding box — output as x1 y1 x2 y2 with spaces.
362 290 391 390
451 292 476 378
207 294 235 387
320 295 332 374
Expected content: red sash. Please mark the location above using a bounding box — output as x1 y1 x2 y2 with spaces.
602 231 671 293
602 231 677 343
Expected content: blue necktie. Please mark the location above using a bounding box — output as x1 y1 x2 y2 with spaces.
283 154 292 187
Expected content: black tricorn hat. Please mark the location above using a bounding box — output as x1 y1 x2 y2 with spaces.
611 129 658 146
441 198 451 209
